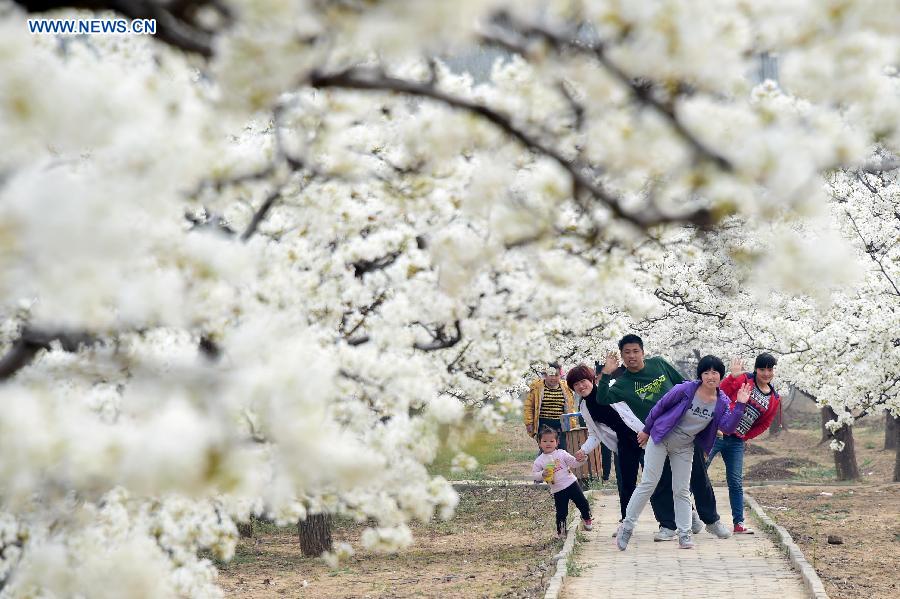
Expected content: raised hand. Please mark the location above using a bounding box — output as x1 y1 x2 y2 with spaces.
730 356 744 377
736 381 752 404
601 351 620 375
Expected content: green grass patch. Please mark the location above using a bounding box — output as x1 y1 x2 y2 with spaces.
208 545 259 569
793 465 837 480
428 429 536 479
584 478 615 491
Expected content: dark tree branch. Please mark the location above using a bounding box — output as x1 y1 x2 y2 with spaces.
340 292 388 344
446 341 473 374
337 369 388 401
345 335 370 346
241 186 284 241
0 328 98 381
198 335 221 361
240 173 311 242
485 12 733 173
241 410 267 444
352 251 402 279
308 67 715 230
844 209 900 297
558 80 585 132
191 164 278 198
187 103 306 206
413 320 462 351
653 289 727 322
237 114 312 241
736 321 811 356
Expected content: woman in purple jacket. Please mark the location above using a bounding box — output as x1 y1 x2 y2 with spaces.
616 356 751 550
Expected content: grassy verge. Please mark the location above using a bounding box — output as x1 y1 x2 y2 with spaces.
428 417 537 480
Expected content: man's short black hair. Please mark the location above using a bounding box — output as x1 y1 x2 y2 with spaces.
618 334 644 351
696 355 725 379
754 353 778 370
548 361 560 370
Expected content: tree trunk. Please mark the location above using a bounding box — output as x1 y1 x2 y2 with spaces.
237 520 253 538
297 513 333 557
885 412 899 450
820 407 831 444
894 432 900 483
781 385 796 432
824 406 860 481
769 401 785 436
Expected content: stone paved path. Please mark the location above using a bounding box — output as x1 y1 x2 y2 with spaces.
561 489 809 599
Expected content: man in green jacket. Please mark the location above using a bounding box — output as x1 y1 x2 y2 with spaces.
595 334 732 541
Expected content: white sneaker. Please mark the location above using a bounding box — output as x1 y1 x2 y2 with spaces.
616 524 633 551
653 527 676 542
705 520 732 539
691 509 703 534
678 532 695 549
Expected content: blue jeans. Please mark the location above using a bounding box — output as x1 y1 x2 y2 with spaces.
706 435 745 525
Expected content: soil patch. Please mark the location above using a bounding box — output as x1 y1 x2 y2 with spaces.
745 457 817 480
744 443 773 455
218 485 568 598
750 484 900 599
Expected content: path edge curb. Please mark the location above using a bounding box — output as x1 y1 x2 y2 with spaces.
745 492 831 599
543 489 601 599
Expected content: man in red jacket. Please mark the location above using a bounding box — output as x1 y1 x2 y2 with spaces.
708 353 781 533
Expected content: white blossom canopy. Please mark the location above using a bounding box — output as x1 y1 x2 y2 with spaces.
1 0 899 595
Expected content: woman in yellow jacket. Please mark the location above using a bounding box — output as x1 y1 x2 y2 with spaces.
524 363 578 450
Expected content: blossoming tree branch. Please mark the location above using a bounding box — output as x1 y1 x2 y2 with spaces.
1 0 899 596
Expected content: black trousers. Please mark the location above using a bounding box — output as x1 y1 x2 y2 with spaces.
614 442 719 528
600 445 612 480
553 482 591 533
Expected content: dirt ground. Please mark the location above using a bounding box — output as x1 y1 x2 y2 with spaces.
217 484 570 598
706 416 896 485
220 414 899 598
749 484 900 599
710 415 899 599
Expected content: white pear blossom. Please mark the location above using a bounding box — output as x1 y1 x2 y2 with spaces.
2 0 900 594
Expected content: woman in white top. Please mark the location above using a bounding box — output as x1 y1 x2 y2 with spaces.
566 364 669 527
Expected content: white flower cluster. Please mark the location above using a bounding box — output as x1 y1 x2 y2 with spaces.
1 0 899 594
